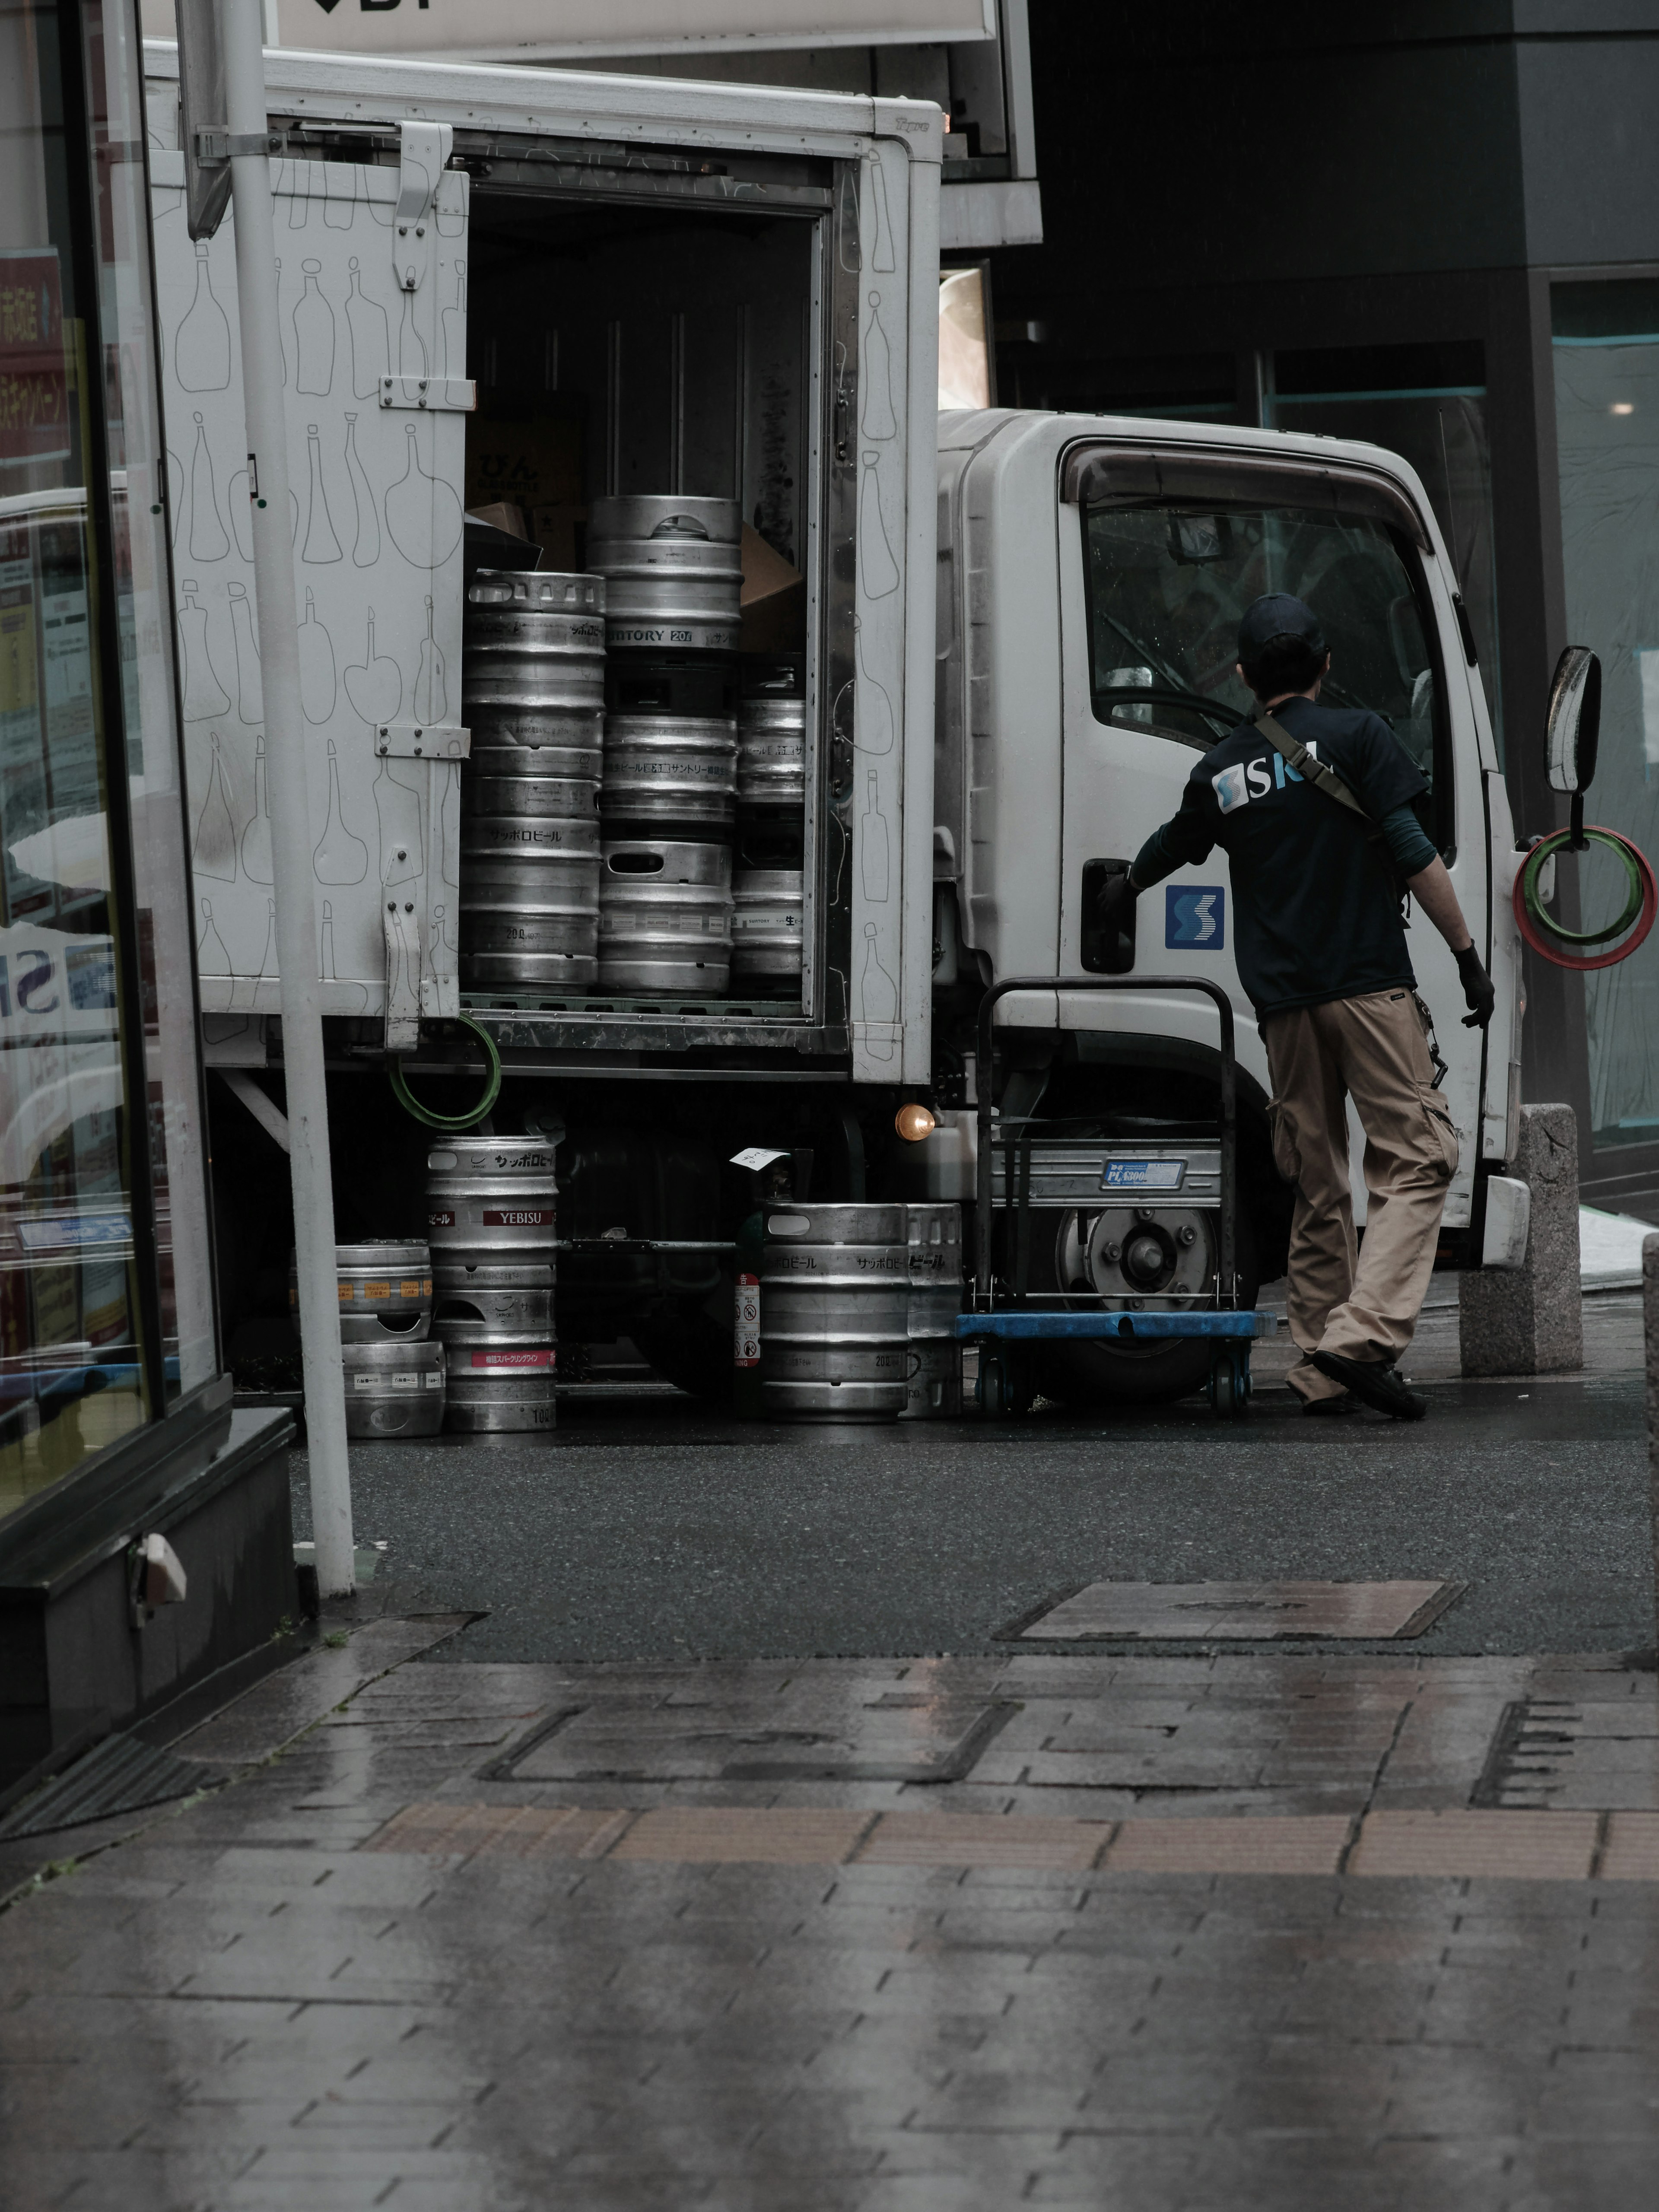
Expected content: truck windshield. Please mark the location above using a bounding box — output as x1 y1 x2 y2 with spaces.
1082 501 1442 796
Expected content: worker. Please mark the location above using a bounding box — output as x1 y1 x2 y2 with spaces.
1097 592 1494 1421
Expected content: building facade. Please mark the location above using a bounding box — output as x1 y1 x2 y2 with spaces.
0 0 289 1812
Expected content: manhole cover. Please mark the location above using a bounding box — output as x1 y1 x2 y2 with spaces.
1008 1579 1463 1642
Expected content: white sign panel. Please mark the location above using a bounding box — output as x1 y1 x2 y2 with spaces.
146 0 995 59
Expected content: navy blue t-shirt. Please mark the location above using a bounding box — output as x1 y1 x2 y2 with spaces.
1159 696 1429 1019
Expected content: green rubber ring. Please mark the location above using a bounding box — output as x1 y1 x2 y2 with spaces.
1522 830 1643 948
387 1013 502 1130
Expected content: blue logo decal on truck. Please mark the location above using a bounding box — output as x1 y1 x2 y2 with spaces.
1165 886 1225 949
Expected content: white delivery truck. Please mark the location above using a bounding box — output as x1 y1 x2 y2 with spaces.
141 42 1523 1404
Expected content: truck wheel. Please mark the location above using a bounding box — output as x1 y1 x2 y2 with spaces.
636 1303 734 1408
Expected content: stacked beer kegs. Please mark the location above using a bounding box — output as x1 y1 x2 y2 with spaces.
426 1136 559 1431
459 571 606 993
733 654 806 994
588 497 741 997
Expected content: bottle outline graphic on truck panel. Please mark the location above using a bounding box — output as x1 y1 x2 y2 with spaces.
344 609 402 725
297 587 337 725
188 413 229 561
313 739 369 885
241 731 273 887
292 258 335 395
175 241 231 392
229 580 262 723
346 257 390 400
302 425 343 564
344 413 380 568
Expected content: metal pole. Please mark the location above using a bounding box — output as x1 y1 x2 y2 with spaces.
219 0 355 1596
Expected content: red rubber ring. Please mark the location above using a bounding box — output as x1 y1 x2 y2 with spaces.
1513 826 1659 970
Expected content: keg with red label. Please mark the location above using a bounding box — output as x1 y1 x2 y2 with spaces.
427 1135 558 1430
425 1136 559 1272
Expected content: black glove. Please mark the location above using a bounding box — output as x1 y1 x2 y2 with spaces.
1456 942 1495 1030
1096 870 1139 931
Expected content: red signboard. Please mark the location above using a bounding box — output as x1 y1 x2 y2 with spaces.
0 251 68 468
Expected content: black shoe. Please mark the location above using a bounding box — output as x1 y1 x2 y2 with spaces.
1310 1349 1427 1422
1300 1392 1356 1417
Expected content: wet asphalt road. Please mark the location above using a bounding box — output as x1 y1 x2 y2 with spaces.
289 1374 1654 1664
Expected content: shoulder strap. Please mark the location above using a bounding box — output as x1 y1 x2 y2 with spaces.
1255 709 1370 820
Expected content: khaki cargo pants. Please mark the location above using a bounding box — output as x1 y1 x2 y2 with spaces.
1262 987 1460 1405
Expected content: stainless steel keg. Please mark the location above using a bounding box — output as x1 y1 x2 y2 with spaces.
342 1339 446 1438
426 1137 559 1273
462 569 606 747
601 713 738 830
597 838 733 995
588 495 743 653
444 1344 557 1432
289 1241 433 1344
731 868 804 982
759 1201 910 1422
432 1269 555 1348
458 758 601 991
902 1202 963 1420
737 696 806 807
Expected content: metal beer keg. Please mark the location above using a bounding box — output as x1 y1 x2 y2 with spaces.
759 1201 910 1422
289 1241 433 1344
461 569 605 746
731 868 804 982
426 1137 559 1273
442 1343 557 1432
601 713 738 832
458 748 601 990
901 1202 963 1420
737 696 806 809
597 838 733 995
341 1339 446 1438
588 495 743 653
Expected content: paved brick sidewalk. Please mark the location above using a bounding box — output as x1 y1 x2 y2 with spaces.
4 1624 1659 2210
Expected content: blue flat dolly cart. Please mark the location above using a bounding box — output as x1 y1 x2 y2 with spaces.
956 975 1277 1420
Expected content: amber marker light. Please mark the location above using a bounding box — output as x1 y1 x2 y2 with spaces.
895 1103 938 1141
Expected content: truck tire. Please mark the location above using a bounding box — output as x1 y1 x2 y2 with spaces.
1037 1214 1259 1409
636 1298 735 1408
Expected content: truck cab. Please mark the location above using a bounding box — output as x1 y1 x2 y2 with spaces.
931 410 1523 1403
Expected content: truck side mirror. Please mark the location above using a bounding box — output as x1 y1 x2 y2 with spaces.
1546 645 1601 797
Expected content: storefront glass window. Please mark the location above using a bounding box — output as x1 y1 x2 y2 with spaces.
1553 280 1659 1149
0 0 216 1532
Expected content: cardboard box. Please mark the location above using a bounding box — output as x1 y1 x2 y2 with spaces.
530 505 588 575
740 524 807 654
467 501 527 540
465 413 584 514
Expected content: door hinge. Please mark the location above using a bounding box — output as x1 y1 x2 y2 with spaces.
375 721 470 760
193 129 288 165
383 894 423 1052
393 119 453 295
378 375 476 413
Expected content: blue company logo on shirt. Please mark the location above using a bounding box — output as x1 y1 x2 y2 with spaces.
1166 885 1225 950
1211 742 1316 815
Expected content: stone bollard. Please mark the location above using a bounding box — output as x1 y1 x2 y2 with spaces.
1646 1235 1659 1659
1459 1103 1583 1376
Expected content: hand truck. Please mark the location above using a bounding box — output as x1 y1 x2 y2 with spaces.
955 975 1277 1421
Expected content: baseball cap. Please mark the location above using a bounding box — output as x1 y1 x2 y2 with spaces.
1237 593 1326 666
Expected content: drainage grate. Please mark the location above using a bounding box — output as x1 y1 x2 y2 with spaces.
1473 1697 1659 1810
0 1733 225 1841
